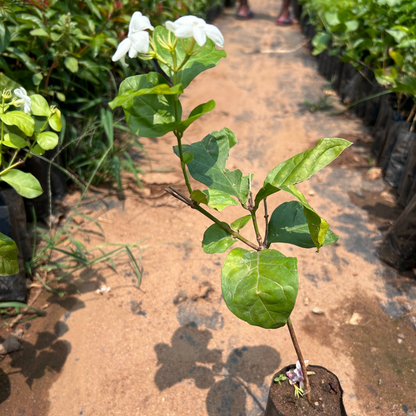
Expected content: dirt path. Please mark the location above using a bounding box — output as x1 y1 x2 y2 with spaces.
1 1 416 415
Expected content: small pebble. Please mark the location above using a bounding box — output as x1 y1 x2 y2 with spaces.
398 333 405 339
398 338 403 344
312 307 325 315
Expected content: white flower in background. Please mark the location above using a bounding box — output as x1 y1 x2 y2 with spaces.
13 88 31 113
112 12 154 66
165 16 224 47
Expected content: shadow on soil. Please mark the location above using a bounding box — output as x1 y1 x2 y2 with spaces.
154 322 281 416
0 320 71 415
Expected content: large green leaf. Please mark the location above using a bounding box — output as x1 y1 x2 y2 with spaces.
3 133 29 149
176 100 216 134
1 170 43 198
191 189 238 212
0 111 34 136
254 138 352 210
154 26 226 89
174 128 250 205
117 72 181 138
202 223 236 254
30 94 50 117
268 201 338 249
221 248 298 329
0 232 18 276
36 131 58 150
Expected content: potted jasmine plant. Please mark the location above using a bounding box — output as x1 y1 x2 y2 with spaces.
110 11 350 415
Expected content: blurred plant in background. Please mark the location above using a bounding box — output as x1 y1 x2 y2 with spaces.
302 0 416 126
0 0 221 189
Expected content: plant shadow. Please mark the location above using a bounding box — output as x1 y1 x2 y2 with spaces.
154 322 281 415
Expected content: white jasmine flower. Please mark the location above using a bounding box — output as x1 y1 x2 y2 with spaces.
112 12 154 66
13 88 31 114
165 16 224 47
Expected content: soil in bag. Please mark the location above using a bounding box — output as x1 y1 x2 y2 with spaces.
265 365 347 416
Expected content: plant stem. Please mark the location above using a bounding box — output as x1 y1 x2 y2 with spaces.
171 46 193 195
407 103 416 124
250 211 262 248
287 318 312 404
165 186 260 251
0 160 23 176
263 198 269 248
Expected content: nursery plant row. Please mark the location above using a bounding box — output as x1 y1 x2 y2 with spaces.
294 0 416 270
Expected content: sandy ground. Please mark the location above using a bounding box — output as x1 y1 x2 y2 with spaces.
1 1 416 415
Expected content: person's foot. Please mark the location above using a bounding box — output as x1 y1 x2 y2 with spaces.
276 14 293 25
236 7 254 19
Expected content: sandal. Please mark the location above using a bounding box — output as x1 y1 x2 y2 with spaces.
276 15 293 25
235 9 255 19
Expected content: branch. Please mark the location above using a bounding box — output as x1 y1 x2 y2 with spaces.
165 186 260 251
263 198 269 248
287 318 312 404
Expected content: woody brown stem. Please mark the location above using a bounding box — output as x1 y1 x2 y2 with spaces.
287 318 312 404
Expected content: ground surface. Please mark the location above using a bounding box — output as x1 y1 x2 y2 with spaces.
1 1 416 415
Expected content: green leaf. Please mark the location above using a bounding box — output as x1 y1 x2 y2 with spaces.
0 232 18 276
279 185 329 251
324 12 340 26
345 20 359 32
30 28 49 37
91 34 105 58
397 38 416 48
3 133 28 149
390 50 404 69
268 201 338 249
116 72 181 138
254 138 352 211
386 29 406 43
56 92 65 102
191 189 238 211
50 32 62 42
109 80 183 109
174 128 250 205
183 151 194 164
374 69 395 86
176 100 216 134
0 21 11 53
36 131 58 150
30 94 50 117
6 46 39 72
230 215 251 231
0 73 20 91
64 57 79 73
221 248 298 329
1 170 43 198
311 32 331 55
154 26 226 89
31 144 45 155
32 73 43 86
49 109 62 132
202 223 236 254
0 111 34 136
